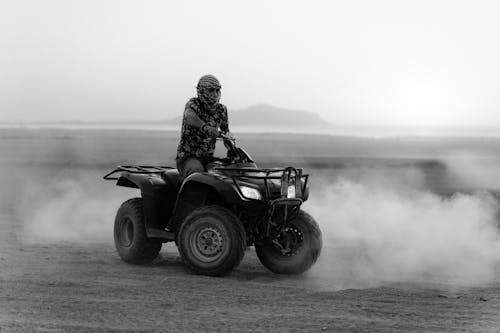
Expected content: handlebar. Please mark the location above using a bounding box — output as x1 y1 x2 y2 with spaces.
216 132 253 164
218 132 236 151
219 131 235 142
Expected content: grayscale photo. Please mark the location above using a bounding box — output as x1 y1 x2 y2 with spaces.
1 1 500 332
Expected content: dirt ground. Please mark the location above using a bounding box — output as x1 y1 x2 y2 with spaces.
1 238 500 332
1 129 500 332
0 227 500 332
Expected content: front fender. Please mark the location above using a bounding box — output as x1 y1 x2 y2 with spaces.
170 173 243 232
179 172 242 205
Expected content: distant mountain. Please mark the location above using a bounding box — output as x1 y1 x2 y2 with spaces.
2 104 332 130
165 104 332 128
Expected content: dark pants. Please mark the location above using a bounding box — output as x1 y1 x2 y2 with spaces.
176 157 205 178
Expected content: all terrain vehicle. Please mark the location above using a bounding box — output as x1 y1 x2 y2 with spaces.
103 135 322 276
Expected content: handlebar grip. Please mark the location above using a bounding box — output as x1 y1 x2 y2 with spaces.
219 132 235 141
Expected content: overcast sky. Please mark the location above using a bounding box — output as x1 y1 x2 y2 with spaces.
1 0 499 126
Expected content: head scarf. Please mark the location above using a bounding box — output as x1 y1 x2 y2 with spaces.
197 74 221 110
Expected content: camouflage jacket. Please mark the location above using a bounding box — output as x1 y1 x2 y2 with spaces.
176 97 229 163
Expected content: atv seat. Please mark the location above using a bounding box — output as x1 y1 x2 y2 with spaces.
161 169 183 191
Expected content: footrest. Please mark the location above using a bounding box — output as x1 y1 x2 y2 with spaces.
146 228 175 241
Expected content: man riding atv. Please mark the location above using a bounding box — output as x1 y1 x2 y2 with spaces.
176 74 233 178
103 74 322 276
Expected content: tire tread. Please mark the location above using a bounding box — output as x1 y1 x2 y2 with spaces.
177 205 246 276
114 198 162 264
256 210 322 274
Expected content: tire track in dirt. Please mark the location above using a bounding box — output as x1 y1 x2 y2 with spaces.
1 196 500 332
1 200 500 332
2 131 500 332
1 232 500 332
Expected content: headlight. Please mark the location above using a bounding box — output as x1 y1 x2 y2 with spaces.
287 185 296 198
240 186 262 200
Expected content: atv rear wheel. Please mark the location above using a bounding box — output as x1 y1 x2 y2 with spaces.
177 205 246 276
256 210 322 275
114 198 162 264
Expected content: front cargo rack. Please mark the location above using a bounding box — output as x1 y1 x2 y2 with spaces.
214 166 308 201
103 165 174 180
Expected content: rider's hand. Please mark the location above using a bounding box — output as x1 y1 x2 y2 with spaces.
202 124 220 138
222 131 235 141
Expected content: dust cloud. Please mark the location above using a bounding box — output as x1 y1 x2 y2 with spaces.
305 166 500 289
13 170 135 243
9 155 500 289
443 153 500 191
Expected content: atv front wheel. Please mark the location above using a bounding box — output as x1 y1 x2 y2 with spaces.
256 210 322 275
114 198 162 264
177 205 246 276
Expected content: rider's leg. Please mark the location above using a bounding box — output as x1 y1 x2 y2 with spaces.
177 157 204 178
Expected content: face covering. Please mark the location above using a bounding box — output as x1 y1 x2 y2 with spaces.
197 75 221 110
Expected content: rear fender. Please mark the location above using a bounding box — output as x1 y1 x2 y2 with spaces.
117 173 165 196
116 173 178 230
116 176 138 189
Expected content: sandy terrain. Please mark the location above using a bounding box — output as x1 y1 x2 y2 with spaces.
1 129 500 332
2 240 500 332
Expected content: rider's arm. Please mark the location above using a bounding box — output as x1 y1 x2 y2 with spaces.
184 108 204 128
184 103 219 137
220 106 229 133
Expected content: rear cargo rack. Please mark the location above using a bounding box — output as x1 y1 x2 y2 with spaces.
214 166 309 201
103 165 174 180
